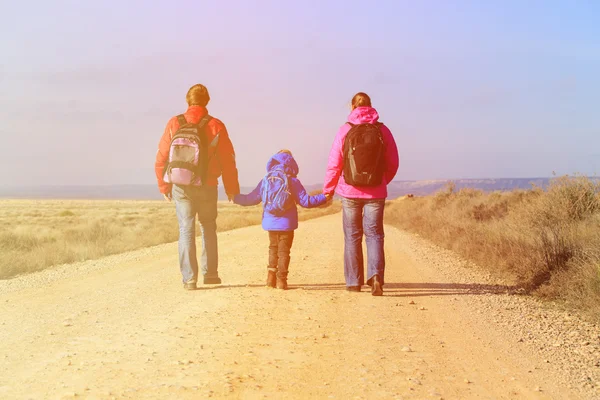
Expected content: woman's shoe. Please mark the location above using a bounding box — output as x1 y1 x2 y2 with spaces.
346 286 361 292
267 268 277 288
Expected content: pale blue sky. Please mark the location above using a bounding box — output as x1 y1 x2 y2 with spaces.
1 1 599 187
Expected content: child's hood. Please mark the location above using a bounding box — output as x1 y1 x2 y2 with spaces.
266 152 299 177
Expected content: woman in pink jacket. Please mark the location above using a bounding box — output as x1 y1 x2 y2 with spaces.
323 93 399 296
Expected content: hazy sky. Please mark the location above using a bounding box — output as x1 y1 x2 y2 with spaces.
1 1 599 187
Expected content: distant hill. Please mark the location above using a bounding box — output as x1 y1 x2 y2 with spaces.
385 178 552 198
0 179 552 201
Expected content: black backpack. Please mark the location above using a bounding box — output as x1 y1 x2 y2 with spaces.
342 122 386 186
163 114 213 186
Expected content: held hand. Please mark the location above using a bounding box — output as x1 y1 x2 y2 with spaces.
163 192 172 202
227 194 235 203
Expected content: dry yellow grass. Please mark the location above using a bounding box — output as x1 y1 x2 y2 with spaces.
386 175 600 320
0 199 341 279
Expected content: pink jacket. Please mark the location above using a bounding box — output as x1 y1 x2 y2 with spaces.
323 107 399 199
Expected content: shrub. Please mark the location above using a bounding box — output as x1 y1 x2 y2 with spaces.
386 175 600 320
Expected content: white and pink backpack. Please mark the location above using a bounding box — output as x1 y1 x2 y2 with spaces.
163 114 213 186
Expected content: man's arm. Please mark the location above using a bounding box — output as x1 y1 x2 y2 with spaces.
215 124 240 198
155 118 175 196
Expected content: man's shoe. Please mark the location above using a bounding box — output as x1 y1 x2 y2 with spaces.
203 276 222 284
266 269 277 288
371 275 383 296
346 286 361 292
183 282 197 290
276 278 288 290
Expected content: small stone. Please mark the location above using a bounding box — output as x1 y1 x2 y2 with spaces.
464 379 471 384
401 346 412 352
419 307 426 311
235 333 242 337
534 386 542 392
409 301 416 305
321 333 328 339
63 322 72 327
48 331 55 336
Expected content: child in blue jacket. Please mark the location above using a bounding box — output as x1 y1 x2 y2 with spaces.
234 150 329 289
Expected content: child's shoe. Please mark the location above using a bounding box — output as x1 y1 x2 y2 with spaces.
276 278 288 290
267 268 277 288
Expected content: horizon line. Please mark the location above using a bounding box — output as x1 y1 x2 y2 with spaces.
0 177 566 189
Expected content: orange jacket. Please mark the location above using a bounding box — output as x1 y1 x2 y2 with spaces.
155 106 240 196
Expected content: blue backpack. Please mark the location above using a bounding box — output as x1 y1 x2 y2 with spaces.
261 168 294 216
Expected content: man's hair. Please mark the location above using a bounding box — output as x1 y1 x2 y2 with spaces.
186 84 210 107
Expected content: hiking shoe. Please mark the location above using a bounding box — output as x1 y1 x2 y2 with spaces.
183 282 197 290
276 278 288 290
346 286 361 292
371 275 383 296
203 276 222 285
266 269 277 288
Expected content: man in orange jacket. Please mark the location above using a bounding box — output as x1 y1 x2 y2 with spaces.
155 84 240 290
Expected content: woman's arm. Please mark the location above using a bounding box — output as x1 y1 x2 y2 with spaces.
322 124 351 196
381 125 399 184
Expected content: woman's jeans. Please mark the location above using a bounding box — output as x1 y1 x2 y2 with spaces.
172 185 219 284
342 197 386 287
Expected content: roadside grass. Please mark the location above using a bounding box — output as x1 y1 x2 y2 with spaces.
386 175 600 320
0 199 341 279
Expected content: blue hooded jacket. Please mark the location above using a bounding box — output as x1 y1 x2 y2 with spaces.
234 152 327 231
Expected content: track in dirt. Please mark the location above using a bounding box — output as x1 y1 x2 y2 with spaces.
0 213 583 399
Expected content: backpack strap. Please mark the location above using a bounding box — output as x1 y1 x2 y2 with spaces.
196 115 212 130
176 114 187 127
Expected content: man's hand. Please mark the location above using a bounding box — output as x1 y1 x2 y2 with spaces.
163 192 172 202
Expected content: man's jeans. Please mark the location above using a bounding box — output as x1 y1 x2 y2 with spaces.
268 231 295 279
342 197 386 287
172 185 219 284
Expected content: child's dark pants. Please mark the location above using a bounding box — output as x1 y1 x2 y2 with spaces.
268 231 295 279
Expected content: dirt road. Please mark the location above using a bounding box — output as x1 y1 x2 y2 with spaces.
1 213 597 399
